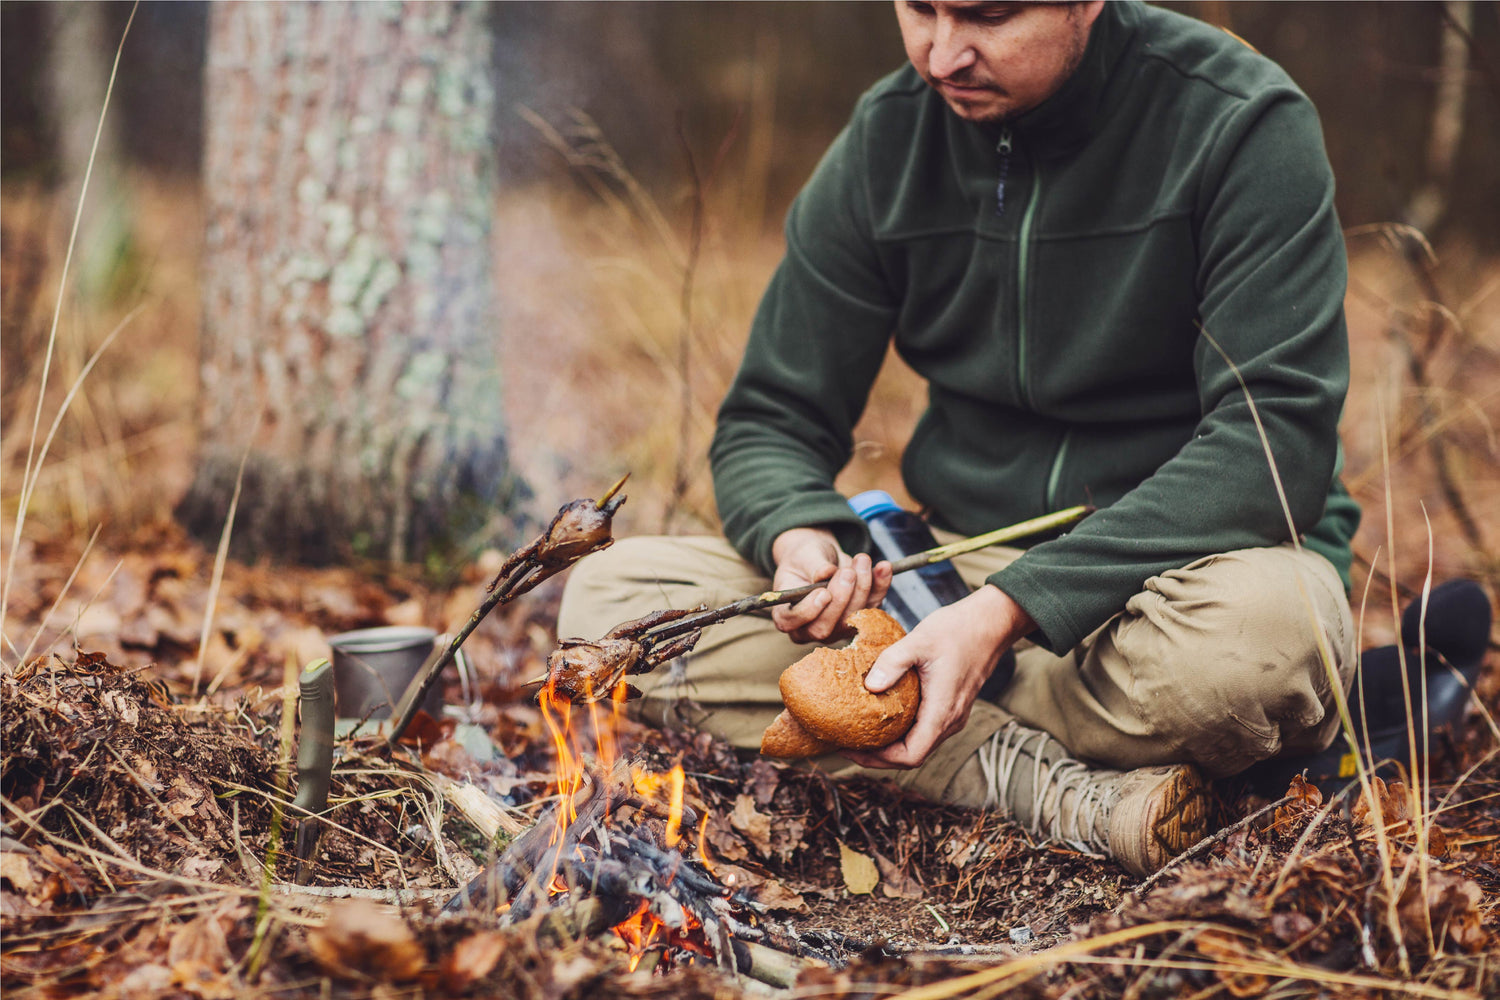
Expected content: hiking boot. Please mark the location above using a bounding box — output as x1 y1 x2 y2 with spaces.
972 720 1211 877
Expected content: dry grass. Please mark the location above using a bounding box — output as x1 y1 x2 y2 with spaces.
0 173 201 535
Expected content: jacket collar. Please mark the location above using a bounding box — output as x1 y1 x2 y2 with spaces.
981 0 1139 157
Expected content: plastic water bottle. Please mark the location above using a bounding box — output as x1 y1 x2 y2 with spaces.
848 490 1015 701
848 490 971 631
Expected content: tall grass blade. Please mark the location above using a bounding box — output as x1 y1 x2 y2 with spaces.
192 425 257 698
4 307 138 665
2 3 138 649
1203 327 1411 974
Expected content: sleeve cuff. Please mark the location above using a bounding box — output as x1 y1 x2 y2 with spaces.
745 492 872 576
988 560 1088 654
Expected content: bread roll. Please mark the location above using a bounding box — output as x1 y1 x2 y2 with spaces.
759 608 919 758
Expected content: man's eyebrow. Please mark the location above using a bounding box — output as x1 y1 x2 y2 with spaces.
955 3 1025 21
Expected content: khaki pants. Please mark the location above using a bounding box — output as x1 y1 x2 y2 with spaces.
556 532 1356 803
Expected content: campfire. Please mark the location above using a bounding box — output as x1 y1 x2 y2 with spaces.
442 668 817 986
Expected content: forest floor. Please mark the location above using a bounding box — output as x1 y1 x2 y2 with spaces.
2 514 1498 999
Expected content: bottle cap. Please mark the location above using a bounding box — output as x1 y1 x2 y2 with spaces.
849 490 903 519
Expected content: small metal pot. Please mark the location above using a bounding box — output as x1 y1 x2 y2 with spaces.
328 626 445 720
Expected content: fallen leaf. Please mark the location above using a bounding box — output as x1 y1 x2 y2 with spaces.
1274 773 1322 828
1352 775 1412 831
1396 867 1488 954
167 898 244 973
306 901 426 981
441 930 506 992
754 878 810 914
747 759 780 807
397 709 448 748
170 959 237 1000
711 862 764 892
0 852 39 895
874 851 923 900
839 840 879 896
705 813 748 862
944 823 984 869
167 777 206 820
179 858 224 881
729 794 773 856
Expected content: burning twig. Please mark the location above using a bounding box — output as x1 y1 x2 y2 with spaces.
440 751 818 985
385 476 630 746
443 758 632 917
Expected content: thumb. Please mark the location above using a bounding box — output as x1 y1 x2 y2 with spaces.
865 640 916 693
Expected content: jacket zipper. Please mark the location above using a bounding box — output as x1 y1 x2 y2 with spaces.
1010 130 1041 410
1001 128 1057 506
994 129 1013 217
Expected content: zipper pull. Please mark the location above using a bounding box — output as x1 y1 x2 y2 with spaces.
995 128 1013 217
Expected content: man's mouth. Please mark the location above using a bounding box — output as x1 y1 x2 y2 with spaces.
937 79 997 98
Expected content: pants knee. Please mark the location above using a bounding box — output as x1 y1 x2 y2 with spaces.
557 535 764 641
556 538 652 640
1120 546 1354 775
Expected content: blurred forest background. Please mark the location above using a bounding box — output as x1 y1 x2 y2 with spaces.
2 1 1498 643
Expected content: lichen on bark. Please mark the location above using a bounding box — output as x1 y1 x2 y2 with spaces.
180 1 525 567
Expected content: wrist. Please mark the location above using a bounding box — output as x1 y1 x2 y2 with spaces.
971 583 1035 646
771 526 838 565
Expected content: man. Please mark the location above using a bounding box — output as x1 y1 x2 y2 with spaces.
559 0 1360 877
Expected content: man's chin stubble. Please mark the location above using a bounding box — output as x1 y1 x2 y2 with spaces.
945 97 1016 124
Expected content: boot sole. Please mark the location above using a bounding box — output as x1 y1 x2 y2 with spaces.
1148 765 1212 867
1109 764 1212 876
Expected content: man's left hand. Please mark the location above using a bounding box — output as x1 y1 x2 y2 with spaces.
842 584 1035 769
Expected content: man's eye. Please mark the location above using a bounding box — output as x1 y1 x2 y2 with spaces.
905 1 936 15
973 7 1018 24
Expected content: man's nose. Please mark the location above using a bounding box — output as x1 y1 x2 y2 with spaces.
928 17 977 78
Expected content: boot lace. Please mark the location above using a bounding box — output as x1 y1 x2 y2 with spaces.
976 721 1115 855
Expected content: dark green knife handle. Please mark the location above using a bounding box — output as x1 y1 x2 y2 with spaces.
292 658 335 818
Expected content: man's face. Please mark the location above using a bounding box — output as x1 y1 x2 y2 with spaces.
896 1 1105 124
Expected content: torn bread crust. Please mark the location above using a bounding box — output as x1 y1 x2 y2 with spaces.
760 608 919 758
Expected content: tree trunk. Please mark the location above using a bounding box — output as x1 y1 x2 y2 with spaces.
180 1 524 566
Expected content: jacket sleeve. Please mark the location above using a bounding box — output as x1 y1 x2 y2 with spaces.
991 90 1352 652
710 113 899 574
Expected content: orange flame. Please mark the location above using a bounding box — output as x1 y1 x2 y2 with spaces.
540 667 719 972
612 902 664 971
695 812 715 875
631 763 686 847
537 685 584 839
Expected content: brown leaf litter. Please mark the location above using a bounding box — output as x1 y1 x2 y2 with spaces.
2 527 1498 997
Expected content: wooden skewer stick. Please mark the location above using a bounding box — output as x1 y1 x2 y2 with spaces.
387 475 630 747
630 503 1091 655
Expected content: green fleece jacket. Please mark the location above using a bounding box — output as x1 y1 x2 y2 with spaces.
710 1 1360 654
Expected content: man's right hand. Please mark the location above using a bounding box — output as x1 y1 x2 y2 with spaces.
770 527 892 643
